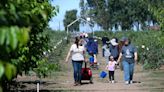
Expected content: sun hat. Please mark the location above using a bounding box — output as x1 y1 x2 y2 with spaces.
106 41 110 44
110 39 118 46
85 33 88 37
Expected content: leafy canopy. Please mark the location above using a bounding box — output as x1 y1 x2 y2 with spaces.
63 9 80 32
0 0 58 91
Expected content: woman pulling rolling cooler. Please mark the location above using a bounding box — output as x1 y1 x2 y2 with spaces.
65 37 86 86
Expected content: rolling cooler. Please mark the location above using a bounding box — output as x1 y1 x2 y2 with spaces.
81 62 93 84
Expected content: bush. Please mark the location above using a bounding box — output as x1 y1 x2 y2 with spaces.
34 30 68 78
0 0 58 91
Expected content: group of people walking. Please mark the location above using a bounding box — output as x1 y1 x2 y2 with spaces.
65 33 138 86
102 36 138 84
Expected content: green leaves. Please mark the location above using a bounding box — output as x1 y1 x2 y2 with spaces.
0 29 6 45
10 27 18 50
0 62 4 79
0 27 30 51
0 0 57 90
0 61 16 80
0 26 29 81
19 28 30 46
146 0 164 30
41 11 48 20
5 63 16 80
82 0 155 30
63 9 79 32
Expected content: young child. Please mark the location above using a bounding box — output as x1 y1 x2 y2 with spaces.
89 52 94 67
106 56 117 83
89 52 98 70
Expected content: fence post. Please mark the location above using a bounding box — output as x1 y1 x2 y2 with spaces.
36 80 40 92
37 83 39 92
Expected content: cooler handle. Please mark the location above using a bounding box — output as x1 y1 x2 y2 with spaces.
84 62 87 68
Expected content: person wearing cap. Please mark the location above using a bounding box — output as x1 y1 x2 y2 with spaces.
118 37 126 70
117 38 138 85
118 37 126 53
109 38 119 61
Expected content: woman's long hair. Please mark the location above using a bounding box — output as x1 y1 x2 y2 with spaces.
75 37 79 48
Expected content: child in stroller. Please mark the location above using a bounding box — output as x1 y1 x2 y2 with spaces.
89 52 98 70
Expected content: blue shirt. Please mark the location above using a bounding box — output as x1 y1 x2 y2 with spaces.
110 44 119 59
121 44 137 63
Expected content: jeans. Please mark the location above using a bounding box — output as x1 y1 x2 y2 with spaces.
122 61 135 81
72 60 83 83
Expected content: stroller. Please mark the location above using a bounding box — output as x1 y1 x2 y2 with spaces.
89 53 99 70
81 62 93 84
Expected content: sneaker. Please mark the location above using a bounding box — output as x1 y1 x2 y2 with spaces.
130 80 133 84
77 83 82 86
111 80 115 83
125 81 129 85
77 81 82 86
74 82 78 86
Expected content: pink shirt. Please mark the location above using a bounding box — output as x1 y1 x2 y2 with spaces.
107 61 117 71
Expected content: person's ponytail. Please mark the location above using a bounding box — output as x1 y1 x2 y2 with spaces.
75 37 79 48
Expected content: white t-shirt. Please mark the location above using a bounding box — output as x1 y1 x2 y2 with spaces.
70 44 85 61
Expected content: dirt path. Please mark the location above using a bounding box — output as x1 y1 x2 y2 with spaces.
40 47 164 92
16 47 164 92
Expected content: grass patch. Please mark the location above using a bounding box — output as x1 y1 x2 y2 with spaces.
149 71 164 78
150 89 164 92
143 70 164 92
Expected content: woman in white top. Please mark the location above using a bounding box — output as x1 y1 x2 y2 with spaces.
65 37 86 86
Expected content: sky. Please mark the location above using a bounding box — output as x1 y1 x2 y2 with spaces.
48 0 146 32
49 0 80 31
49 0 100 32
